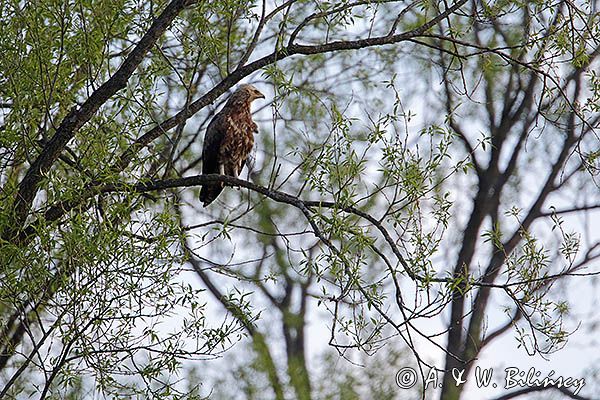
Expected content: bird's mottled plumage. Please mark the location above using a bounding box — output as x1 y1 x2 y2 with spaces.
200 84 264 206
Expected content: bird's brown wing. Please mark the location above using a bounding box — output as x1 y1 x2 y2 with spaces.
199 114 226 206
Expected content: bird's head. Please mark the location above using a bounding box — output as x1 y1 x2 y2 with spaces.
232 84 265 104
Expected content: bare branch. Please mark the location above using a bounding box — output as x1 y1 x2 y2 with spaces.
489 385 592 400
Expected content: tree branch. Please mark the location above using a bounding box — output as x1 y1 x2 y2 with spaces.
184 244 285 400
112 0 468 174
489 385 591 400
6 0 198 238
14 0 470 246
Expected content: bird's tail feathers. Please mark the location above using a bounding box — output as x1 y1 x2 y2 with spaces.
199 183 224 207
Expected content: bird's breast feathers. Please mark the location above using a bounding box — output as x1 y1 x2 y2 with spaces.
218 112 256 164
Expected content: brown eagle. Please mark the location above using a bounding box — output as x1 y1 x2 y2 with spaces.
199 84 265 206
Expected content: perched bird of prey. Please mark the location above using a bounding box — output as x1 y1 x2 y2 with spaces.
199 84 265 206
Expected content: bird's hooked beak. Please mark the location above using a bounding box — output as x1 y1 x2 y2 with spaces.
256 90 265 99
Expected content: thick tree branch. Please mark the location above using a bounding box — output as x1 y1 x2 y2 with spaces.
6 0 198 238
112 0 468 173
460 124 581 376
13 0 470 247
